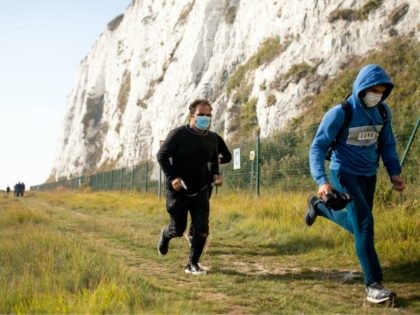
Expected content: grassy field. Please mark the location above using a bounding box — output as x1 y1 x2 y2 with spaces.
0 190 418 314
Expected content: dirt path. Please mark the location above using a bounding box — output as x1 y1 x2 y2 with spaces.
21 196 252 312
24 197 327 278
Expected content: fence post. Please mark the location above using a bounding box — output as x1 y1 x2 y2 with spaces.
158 164 162 201
145 162 149 193
130 166 134 191
256 132 260 197
250 157 254 192
400 117 419 167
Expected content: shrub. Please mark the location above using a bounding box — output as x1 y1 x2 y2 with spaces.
266 94 277 107
107 14 124 31
271 62 316 91
388 3 410 25
225 6 237 24
328 0 383 22
227 65 247 95
226 37 281 95
82 95 105 137
177 1 194 26
117 71 131 114
328 9 358 22
241 97 259 137
232 83 252 105
358 0 383 20
288 63 316 82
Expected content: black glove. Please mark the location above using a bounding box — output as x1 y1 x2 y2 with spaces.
323 189 352 210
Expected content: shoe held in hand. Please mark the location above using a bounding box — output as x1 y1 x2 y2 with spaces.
323 189 352 210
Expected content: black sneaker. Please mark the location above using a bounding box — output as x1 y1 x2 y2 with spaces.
184 262 207 275
157 228 170 256
366 282 396 304
305 195 320 226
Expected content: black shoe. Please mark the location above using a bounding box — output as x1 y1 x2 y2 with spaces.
305 195 320 226
366 282 396 304
184 262 207 275
157 228 170 256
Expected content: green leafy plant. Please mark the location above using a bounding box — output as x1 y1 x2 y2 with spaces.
329 0 383 22
226 37 281 95
271 62 316 91
240 97 259 137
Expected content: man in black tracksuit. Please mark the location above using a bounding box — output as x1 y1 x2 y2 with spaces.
186 132 231 243
156 99 221 275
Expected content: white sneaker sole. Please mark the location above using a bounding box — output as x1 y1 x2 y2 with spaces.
366 294 395 304
184 269 207 275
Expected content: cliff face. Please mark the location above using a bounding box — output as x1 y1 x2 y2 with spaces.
50 0 419 180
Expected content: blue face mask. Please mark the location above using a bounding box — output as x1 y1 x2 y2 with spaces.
195 116 211 130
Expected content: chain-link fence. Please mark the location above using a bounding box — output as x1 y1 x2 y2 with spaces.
31 161 160 193
217 121 419 195
31 119 419 196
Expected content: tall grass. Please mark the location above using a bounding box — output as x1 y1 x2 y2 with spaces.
0 190 418 313
0 195 211 313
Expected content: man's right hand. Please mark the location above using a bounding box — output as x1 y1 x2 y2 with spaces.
318 183 333 200
391 175 405 192
171 177 184 191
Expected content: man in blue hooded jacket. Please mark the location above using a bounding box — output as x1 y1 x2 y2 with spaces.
307 64 405 304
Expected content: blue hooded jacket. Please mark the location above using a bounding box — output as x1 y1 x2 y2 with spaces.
310 64 401 186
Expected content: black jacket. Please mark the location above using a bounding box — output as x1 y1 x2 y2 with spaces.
157 125 219 195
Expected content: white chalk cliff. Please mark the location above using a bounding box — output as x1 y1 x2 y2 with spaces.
50 0 419 180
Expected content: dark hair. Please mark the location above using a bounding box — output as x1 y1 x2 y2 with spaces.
189 99 212 116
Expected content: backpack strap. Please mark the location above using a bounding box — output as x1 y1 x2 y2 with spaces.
336 100 353 144
325 100 352 160
376 102 389 156
377 102 388 121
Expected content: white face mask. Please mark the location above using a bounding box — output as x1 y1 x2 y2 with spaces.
363 92 382 107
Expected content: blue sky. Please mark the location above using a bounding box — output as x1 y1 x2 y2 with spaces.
0 0 131 190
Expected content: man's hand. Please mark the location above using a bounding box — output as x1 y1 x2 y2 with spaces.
318 183 333 200
391 175 405 192
213 174 222 187
171 177 185 191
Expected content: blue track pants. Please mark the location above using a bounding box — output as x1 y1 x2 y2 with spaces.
315 169 383 285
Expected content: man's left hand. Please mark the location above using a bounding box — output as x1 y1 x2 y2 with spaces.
213 175 222 187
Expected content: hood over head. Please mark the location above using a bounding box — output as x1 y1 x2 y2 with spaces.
352 64 394 104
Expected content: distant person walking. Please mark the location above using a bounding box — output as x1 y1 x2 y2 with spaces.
14 183 18 197
6 186 11 195
156 99 221 275
14 182 25 197
21 182 25 196
307 64 405 304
